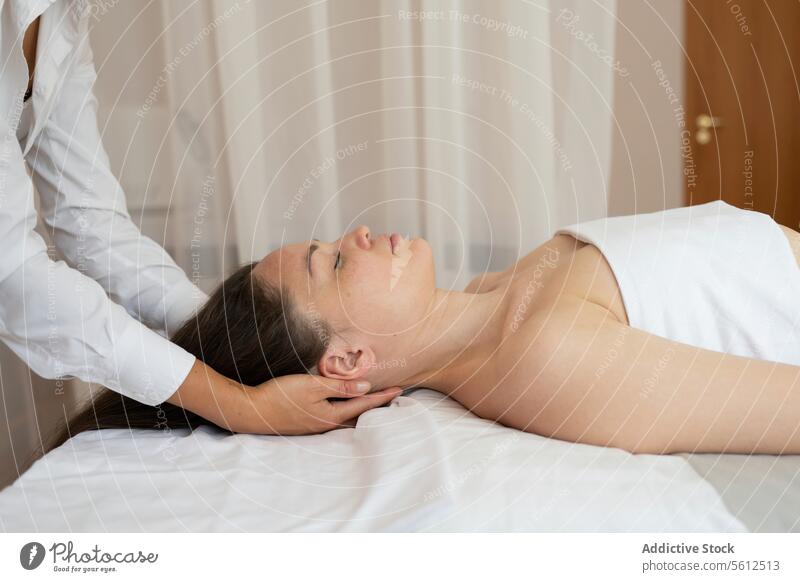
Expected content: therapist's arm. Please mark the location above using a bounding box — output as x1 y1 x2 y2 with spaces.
0 112 195 407
27 24 205 338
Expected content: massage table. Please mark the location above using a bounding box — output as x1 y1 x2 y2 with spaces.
1 389 797 532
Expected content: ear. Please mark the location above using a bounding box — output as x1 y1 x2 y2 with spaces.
317 341 375 380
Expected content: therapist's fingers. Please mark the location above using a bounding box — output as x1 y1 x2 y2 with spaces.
329 387 403 422
313 377 373 399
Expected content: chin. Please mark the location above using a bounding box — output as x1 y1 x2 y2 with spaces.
410 236 429 248
409 237 433 261
414 238 436 277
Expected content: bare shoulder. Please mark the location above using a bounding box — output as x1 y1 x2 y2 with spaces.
778 223 800 236
495 296 615 375
461 297 615 428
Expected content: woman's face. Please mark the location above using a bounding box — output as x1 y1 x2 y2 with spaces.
253 226 436 340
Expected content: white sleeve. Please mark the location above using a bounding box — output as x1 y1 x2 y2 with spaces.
27 27 209 338
0 116 196 406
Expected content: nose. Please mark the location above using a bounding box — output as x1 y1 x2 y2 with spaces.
353 225 371 250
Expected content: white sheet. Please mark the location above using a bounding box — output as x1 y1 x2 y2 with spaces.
0 390 745 532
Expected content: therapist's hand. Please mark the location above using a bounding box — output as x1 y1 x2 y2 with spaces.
167 360 402 435
230 375 403 435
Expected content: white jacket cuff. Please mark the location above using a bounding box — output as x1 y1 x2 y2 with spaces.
112 318 197 406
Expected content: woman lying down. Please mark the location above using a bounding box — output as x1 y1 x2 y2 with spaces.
58 200 800 455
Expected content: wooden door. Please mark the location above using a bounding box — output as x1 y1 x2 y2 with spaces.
684 1 800 228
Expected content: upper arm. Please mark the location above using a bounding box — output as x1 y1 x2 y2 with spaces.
527 300 800 454
30 29 123 219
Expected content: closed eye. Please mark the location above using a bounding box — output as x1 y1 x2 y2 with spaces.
334 251 341 270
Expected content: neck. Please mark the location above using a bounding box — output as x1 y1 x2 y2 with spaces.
368 287 509 394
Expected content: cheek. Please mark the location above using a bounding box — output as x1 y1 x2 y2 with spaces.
334 247 434 329
345 255 391 294
331 267 396 329
325 262 384 317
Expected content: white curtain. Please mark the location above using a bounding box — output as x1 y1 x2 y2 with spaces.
199 0 619 290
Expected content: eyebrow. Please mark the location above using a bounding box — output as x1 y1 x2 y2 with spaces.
306 239 320 275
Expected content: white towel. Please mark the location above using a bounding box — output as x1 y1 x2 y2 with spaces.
555 200 800 366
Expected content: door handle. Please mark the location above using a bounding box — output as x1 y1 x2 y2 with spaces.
695 114 724 144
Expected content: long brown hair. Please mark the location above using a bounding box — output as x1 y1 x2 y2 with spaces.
47 262 330 451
